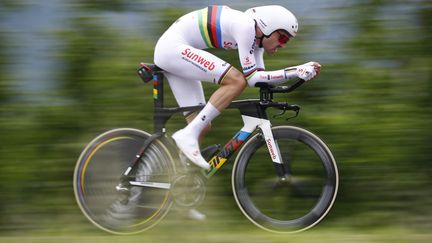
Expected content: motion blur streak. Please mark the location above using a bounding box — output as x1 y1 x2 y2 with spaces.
0 0 431 241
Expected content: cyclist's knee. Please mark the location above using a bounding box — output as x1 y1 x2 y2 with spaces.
221 68 247 92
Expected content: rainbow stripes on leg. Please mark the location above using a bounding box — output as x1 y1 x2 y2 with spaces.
198 5 223 48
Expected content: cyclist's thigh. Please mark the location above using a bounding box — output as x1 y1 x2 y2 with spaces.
164 72 205 108
155 41 232 84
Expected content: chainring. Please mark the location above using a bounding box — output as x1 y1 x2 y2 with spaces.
170 174 206 208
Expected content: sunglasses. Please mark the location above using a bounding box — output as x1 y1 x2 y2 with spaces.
277 31 291 45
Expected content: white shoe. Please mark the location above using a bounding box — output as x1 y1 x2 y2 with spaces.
172 129 211 170
186 209 206 221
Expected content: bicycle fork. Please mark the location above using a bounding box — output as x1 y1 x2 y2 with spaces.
243 116 290 180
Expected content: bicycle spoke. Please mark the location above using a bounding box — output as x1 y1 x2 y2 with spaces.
74 128 175 234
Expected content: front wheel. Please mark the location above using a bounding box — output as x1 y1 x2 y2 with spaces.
73 128 175 234
232 126 338 233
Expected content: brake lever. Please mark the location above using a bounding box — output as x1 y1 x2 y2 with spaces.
273 104 301 120
286 105 300 121
285 109 299 121
273 108 287 119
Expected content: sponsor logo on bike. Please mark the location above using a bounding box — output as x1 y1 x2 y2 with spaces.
209 156 227 169
210 131 249 169
266 138 277 160
181 48 215 72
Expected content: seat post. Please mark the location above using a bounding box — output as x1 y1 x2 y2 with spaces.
153 72 164 108
153 72 166 133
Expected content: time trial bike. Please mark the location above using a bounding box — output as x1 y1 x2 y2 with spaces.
73 63 339 234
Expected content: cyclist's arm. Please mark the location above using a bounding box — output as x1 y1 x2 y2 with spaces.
240 50 299 87
254 47 265 71
233 22 299 87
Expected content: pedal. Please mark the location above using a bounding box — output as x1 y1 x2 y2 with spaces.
115 183 130 193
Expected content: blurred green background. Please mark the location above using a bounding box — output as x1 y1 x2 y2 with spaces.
0 0 431 242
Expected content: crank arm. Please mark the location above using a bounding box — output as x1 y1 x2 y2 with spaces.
129 181 171 190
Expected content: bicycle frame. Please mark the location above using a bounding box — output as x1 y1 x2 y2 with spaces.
121 69 302 182
205 115 279 178
75 63 339 234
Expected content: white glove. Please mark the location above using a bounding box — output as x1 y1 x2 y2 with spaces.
295 63 317 81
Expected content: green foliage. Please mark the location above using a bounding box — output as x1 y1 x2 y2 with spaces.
0 1 431 235
74 0 129 11
0 0 29 10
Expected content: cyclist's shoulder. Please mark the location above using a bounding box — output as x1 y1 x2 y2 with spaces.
222 6 253 23
197 5 251 24
218 6 255 32
190 5 254 29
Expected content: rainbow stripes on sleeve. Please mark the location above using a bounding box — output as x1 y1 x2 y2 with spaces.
244 69 258 80
198 5 223 48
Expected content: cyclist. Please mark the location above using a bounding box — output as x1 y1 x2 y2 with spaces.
154 5 321 171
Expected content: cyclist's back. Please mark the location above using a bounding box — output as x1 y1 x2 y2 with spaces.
165 5 255 51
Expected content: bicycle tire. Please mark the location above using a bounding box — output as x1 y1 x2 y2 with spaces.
232 126 338 233
73 128 175 234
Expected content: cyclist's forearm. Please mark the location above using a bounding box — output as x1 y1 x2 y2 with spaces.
246 68 298 87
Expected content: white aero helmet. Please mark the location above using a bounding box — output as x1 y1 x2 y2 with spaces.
245 5 298 38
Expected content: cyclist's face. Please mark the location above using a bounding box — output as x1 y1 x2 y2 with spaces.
263 31 291 55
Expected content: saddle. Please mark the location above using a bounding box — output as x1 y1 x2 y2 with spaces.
137 63 163 83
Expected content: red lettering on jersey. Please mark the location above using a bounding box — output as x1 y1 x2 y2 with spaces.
181 48 215 71
243 57 252 66
270 75 284 79
223 41 233 49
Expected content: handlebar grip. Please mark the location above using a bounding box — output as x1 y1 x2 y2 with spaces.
285 79 305 93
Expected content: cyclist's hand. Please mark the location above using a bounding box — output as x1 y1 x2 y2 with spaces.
296 62 321 81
